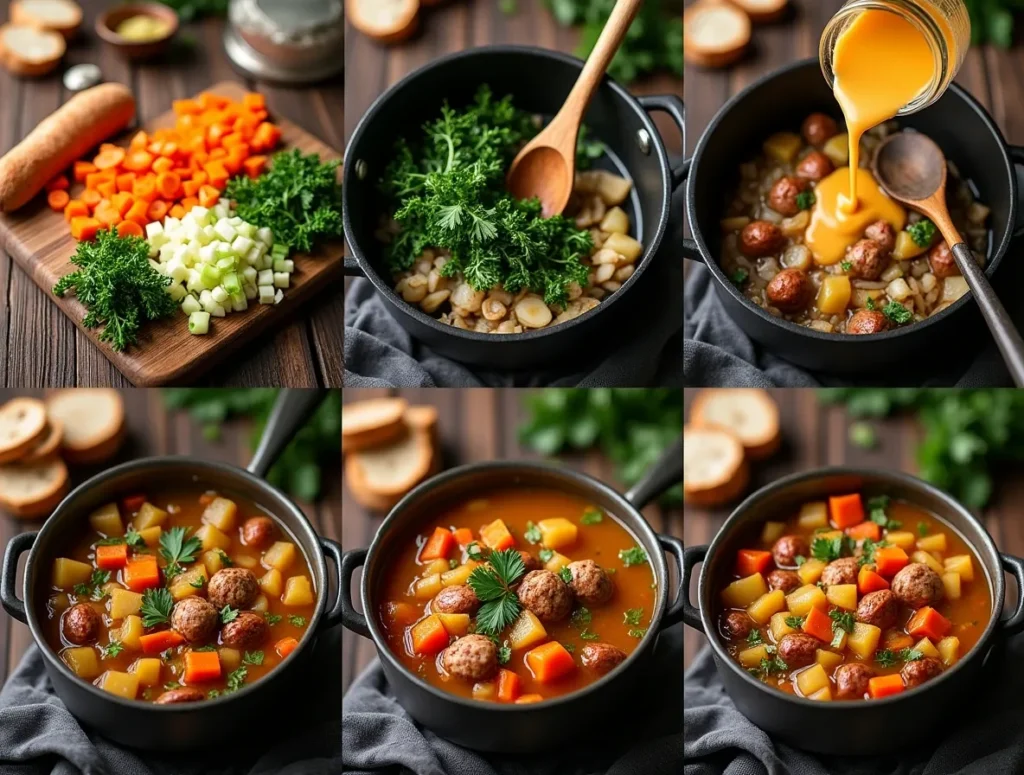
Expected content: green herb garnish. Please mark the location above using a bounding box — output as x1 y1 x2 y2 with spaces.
907 219 936 248
867 495 901 530
524 522 542 544
225 666 247 693
840 260 853 272
264 613 282 626
73 569 111 600
623 608 644 626
189 576 206 589
99 641 124 659
497 642 512 664
829 609 855 648
784 615 805 628
580 507 604 525
746 629 763 646
731 268 749 286
288 615 306 628
882 301 913 325
243 651 264 666
619 546 647 567
918 522 929 537
796 190 816 210
579 629 600 641
811 535 852 563
159 526 202 578
467 548 526 636
140 587 174 628
220 606 239 624
538 548 554 563
558 566 573 584
628 628 647 639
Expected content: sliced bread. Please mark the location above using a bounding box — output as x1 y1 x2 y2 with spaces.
0 24 65 77
684 425 750 508
20 418 63 463
46 389 124 464
0 397 48 463
728 0 789 24
11 0 83 39
0 455 69 519
347 0 420 44
683 2 750 69
346 428 434 498
690 388 781 460
342 397 409 452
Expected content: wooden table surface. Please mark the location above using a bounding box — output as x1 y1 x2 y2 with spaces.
682 388 1024 669
0 0 345 387
340 387 684 693
0 389 342 690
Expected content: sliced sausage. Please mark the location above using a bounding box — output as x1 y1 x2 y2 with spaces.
847 309 889 335
802 113 839 146
171 597 219 644
796 151 834 182
431 584 480 615
766 569 801 594
847 239 889 280
516 570 573 623
580 642 627 674
207 567 259 611
856 590 898 630
928 242 959 279
221 611 269 650
739 220 786 258
834 663 875 700
62 603 101 645
567 560 614 606
721 611 754 639
777 633 818 668
891 563 944 609
864 220 896 253
772 535 809 568
768 175 810 217
766 269 813 313
821 557 860 586
442 634 498 681
154 686 206 704
901 656 944 688
241 517 275 548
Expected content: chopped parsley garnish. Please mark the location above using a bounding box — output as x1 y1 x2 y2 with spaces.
580 507 604 525
73 569 111 600
449 559 459 570
467 548 526 636
731 268 749 286
99 641 124 659
882 301 913 325
563 643 576 654
868 495 901 530
859 538 890 565
619 546 648 567
538 548 554 563
164 681 180 691
866 296 877 311
811 535 852 563
784 615 805 628
571 607 592 627
225 666 247 693
264 613 282 626
189 576 206 589
96 536 126 546
125 529 145 548
918 522 929 537
220 606 239 624
159 526 202 578
497 642 512 665
217 550 233 567
466 542 485 562
243 651 265 666
840 260 853 272
628 628 647 639
746 628 764 646
160 649 174 662
876 647 923 667
288 615 306 628
579 629 600 641
623 608 644 626
829 609 855 648
749 655 788 679
524 522 542 544
794 555 806 567
796 190 816 210
207 689 222 699
558 566 573 584
140 587 173 628
193 645 217 652
907 219 936 248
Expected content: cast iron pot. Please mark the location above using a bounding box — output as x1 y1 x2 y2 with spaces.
0 390 344 752
343 45 684 370
683 58 1024 375
682 467 1024 756
340 437 685 753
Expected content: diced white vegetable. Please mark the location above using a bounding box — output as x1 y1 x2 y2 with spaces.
168 284 187 302
257 269 273 286
258 285 276 304
145 221 163 239
244 284 258 300
211 304 226 318
244 246 261 265
273 258 294 273
273 272 290 289
256 227 273 246
214 220 237 243
181 295 202 315
274 289 284 304
188 311 210 335
211 286 229 304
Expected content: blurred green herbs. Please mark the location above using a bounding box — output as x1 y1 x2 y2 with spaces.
519 389 682 504
162 389 340 502
964 0 1024 48
150 0 229 22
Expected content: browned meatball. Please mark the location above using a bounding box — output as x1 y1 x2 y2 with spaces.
901 656 944 688
442 634 497 681
891 563 944 609
928 242 959 279
796 151 834 181
864 220 896 253
768 175 810 217
431 585 480 615
778 633 818 668
580 642 627 674
846 239 889 280
241 517 275 548
207 568 259 611
518 551 541 573
567 560 614 606
766 269 813 313
516 570 573 622
721 611 754 639
221 611 269 650
856 590 899 630
766 569 801 594
154 687 206 704
62 603 101 645
821 557 860 586
171 597 219 643
834 663 875 700
739 221 786 258
802 113 839 146
772 535 809 568
847 309 890 335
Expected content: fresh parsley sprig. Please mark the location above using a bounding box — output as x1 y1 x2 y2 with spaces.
467 549 526 636
140 587 173 628
159 527 202 578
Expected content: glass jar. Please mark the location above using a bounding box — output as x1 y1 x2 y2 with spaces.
819 0 970 117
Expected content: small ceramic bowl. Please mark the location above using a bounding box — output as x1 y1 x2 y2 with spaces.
96 3 179 60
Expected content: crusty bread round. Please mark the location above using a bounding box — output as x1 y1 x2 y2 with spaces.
345 458 404 512
347 0 420 44
404 405 439 439
0 24 65 77
11 0 83 39
0 455 69 519
684 425 750 508
342 397 408 453
45 389 124 464
346 429 434 497
690 389 781 460
728 0 789 24
684 2 750 69
20 418 63 463
0 397 48 463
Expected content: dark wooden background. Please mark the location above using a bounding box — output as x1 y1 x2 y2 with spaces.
0 389 342 690
340 387 684 693
0 0 344 387
682 388 1024 669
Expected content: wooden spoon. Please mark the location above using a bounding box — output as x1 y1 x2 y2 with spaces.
874 131 1024 386
506 0 642 217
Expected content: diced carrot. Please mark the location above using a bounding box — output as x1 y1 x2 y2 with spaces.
70 217 100 241
123 150 154 172
139 630 185 655
453 528 474 547
197 185 220 207
122 494 147 511
525 641 576 683
420 527 455 562
829 494 865 529
123 555 161 591
130 131 149 149
736 549 773 577
221 132 245 149
95 544 128 570
858 565 890 595
146 200 170 222
251 121 282 152
208 147 228 160
206 124 228 149
906 607 951 642
180 197 200 211
496 669 521 702
204 161 229 188
171 167 193 180
275 637 299 658
182 179 201 198
125 200 150 227
133 176 159 203
243 155 266 179
111 192 134 217
868 674 904 699
846 521 880 542
94 147 126 170
479 519 515 551
385 601 420 626
116 172 136 193
63 200 89 222
73 161 98 183
155 171 181 199
96 181 116 199
116 221 144 238
81 189 102 209
515 694 544 704
152 156 174 174
191 170 208 187
883 631 914 651
874 547 909 578
173 99 202 115
46 175 69 192
243 92 265 110
47 189 70 211
802 605 834 643
169 204 186 218
183 651 221 683
410 615 449 655
85 172 108 189
222 151 244 175
94 204 121 227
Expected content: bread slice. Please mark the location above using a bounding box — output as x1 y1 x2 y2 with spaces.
347 0 420 44
11 0 83 39
690 389 781 460
0 397 48 463
0 24 65 77
21 419 63 463
345 458 404 512
683 2 750 69
404 405 438 437
728 0 789 24
342 397 408 453
684 425 750 508
45 389 124 464
0 455 69 519
347 428 434 497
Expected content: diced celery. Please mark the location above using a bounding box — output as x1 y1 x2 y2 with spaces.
200 265 222 288
214 221 237 242
244 284 258 300
211 304 226 318
191 206 209 223
231 293 247 312
200 289 215 312
237 222 255 239
168 284 187 302
273 258 294 273
211 286 229 304
199 244 216 263
242 266 257 283
258 285 275 304
273 272 290 289
181 295 202 315
256 227 273 246
232 236 254 255
186 269 203 293
222 272 241 294
274 289 283 304
188 311 210 335
244 246 261 265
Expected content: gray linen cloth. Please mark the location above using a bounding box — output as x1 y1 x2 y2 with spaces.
0 628 342 775
342 624 684 775
684 637 1024 774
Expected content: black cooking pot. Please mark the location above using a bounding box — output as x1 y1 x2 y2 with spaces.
0 390 344 752
343 45 684 370
683 58 1024 374
682 467 1024 755
340 438 685 753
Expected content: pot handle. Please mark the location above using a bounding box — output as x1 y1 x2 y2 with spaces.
1 532 35 623
318 537 344 631
344 255 364 277
637 94 685 191
683 237 703 263
1007 146 1024 239
999 553 1024 635
340 548 371 638
247 389 328 478
682 544 707 632
657 534 685 629
624 435 682 510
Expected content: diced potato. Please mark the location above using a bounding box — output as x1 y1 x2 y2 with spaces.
260 568 283 597
817 530 843 541
472 681 497 700
543 553 571 573
119 615 144 650
941 572 961 600
846 622 881 660
911 550 943 575
234 555 258 569
826 584 858 611
263 541 297 572
602 233 643 264
89 503 123 536
893 230 928 260
63 647 101 679
99 671 139 700
134 502 168 530
816 276 851 314
747 589 785 625
414 574 442 600
138 526 162 548
437 613 470 637
130 658 162 687
885 531 916 550
283 576 314 606
537 518 578 550
822 133 850 166
780 212 810 238
169 565 207 601
796 663 829 696
770 612 798 642
201 497 237 532
944 555 974 582
202 549 225 576
53 558 93 590
816 649 844 671
798 502 828 529
937 636 960 666
917 533 947 553
721 573 768 609
423 558 449 577
599 206 629 234
594 171 633 206
763 132 802 164
797 558 826 585
785 584 828 617
830 628 848 650
196 524 230 552
914 637 939 658
808 686 833 701
250 594 268 613
219 648 241 671
760 521 786 544
942 275 970 303
508 610 548 651
108 588 143 620
738 644 770 668
441 561 481 587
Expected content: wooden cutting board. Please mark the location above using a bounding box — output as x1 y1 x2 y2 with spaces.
0 81 343 386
